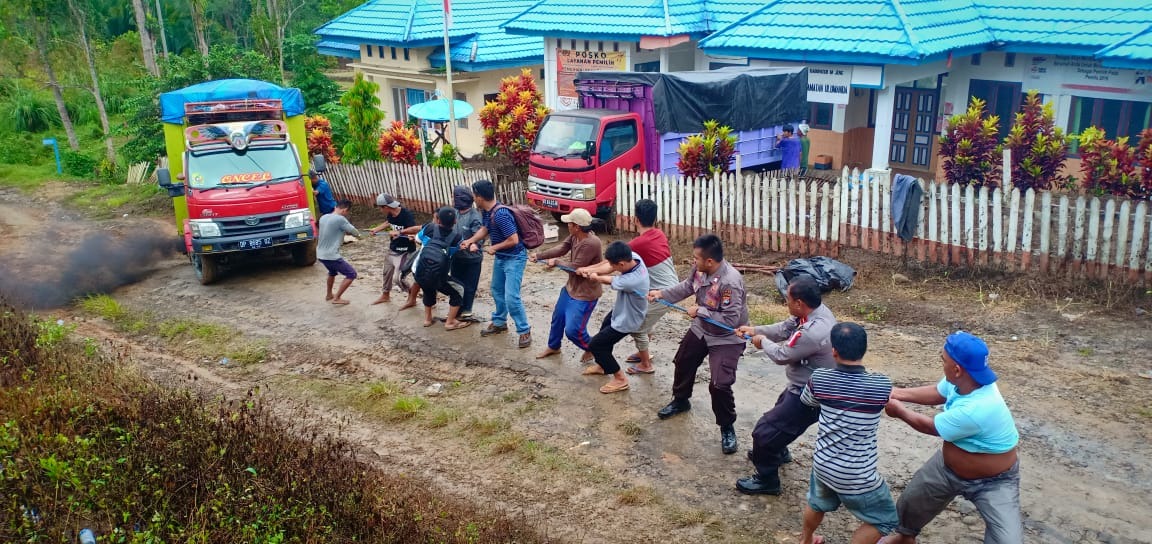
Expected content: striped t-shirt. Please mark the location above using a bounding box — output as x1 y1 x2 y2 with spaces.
801 364 893 495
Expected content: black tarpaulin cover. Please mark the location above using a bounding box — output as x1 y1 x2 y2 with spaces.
774 257 857 300
574 67 808 134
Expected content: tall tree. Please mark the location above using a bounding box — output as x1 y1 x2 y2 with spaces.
188 0 209 56
251 0 307 84
129 0 159 75
67 0 116 162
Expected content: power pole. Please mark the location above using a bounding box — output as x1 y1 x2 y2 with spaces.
154 0 169 58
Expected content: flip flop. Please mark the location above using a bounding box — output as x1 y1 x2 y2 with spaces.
581 365 605 375
626 365 656 375
331 299 350 305
445 321 472 331
599 382 629 394
423 321 434 327
625 354 642 363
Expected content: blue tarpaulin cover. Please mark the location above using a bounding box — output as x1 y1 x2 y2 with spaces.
159 79 305 123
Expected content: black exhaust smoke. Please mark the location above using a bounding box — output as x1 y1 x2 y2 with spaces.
0 231 181 309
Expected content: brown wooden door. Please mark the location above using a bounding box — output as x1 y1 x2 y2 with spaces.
889 87 938 171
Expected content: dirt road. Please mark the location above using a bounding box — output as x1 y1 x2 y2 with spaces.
5 188 1151 543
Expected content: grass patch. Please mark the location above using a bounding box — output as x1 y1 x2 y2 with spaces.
365 380 403 400
389 395 428 421
616 485 659 506
0 302 544 543
490 433 525 455
748 304 789 325
465 416 511 437
1137 405 1152 419
424 407 463 429
1077 347 1095 356
616 420 644 437
0 163 85 190
77 295 269 362
67 181 167 218
665 507 714 528
852 302 889 323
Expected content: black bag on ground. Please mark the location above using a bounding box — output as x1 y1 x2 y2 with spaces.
414 226 461 289
774 257 857 299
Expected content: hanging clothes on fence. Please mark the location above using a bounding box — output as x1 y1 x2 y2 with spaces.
891 174 924 242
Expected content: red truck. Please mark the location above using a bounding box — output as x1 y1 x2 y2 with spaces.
526 68 808 232
156 79 319 284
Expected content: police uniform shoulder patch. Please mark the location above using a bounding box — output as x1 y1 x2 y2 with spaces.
721 289 732 307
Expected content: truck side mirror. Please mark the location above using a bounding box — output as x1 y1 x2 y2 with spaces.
157 168 186 198
581 141 596 164
311 155 327 173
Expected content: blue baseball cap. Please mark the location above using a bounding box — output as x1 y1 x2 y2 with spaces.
944 332 997 385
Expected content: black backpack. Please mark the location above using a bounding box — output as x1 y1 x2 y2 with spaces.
415 226 460 289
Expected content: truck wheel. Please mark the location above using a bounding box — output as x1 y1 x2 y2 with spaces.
192 254 219 285
598 208 618 235
292 240 317 267
551 212 564 223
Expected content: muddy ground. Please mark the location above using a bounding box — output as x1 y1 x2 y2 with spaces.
3 186 1151 544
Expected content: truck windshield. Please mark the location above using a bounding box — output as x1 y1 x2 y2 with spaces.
186 144 300 189
533 116 599 157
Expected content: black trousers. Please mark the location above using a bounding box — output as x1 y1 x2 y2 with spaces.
750 389 820 476
421 277 464 308
670 331 745 427
450 258 482 314
588 313 629 375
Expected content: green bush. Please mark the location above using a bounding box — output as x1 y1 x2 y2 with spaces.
0 302 545 543
0 134 52 166
61 150 97 178
2 84 57 132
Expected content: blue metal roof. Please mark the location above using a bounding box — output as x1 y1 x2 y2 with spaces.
700 0 1152 67
317 40 360 59
1096 24 1152 69
314 0 542 70
503 0 713 40
700 0 994 65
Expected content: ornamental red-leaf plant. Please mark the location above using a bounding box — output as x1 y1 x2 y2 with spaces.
939 97 1002 188
305 115 340 164
377 121 422 166
1137 128 1152 199
1078 127 1143 199
479 69 550 166
1003 90 1067 191
677 120 736 179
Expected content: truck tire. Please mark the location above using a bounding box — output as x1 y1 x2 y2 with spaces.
192 254 219 285
292 239 317 267
598 208 618 235
551 211 564 223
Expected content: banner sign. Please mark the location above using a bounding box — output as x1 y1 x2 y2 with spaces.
556 49 627 110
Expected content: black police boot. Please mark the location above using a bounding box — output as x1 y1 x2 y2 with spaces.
657 399 691 420
720 426 738 454
782 447 793 464
736 470 782 495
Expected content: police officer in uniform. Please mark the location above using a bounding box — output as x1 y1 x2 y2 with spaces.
734 276 837 494
649 234 748 454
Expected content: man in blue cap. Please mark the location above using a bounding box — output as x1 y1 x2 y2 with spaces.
882 332 1021 544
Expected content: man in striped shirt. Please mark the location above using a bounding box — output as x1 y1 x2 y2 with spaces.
798 322 898 544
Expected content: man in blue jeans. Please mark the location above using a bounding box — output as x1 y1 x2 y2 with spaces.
460 180 532 348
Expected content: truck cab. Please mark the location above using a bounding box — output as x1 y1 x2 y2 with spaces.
526 109 643 231
157 95 318 284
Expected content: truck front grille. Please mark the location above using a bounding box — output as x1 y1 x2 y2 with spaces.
218 211 288 236
530 178 575 198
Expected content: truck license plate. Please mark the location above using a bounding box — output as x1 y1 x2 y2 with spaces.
542 198 559 209
239 237 273 249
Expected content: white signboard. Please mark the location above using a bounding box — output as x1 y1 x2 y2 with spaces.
807 65 853 104
1027 55 1149 93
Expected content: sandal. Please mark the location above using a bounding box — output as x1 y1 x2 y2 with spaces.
581 365 605 375
625 353 642 363
444 321 472 331
599 382 629 394
625 365 656 375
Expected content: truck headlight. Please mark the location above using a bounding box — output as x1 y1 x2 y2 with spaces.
576 187 596 200
284 209 311 229
190 219 220 238
527 182 538 192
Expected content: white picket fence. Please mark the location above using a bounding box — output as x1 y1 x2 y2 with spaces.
615 167 1152 284
325 161 526 215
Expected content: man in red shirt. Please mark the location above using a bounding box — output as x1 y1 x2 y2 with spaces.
576 199 679 374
